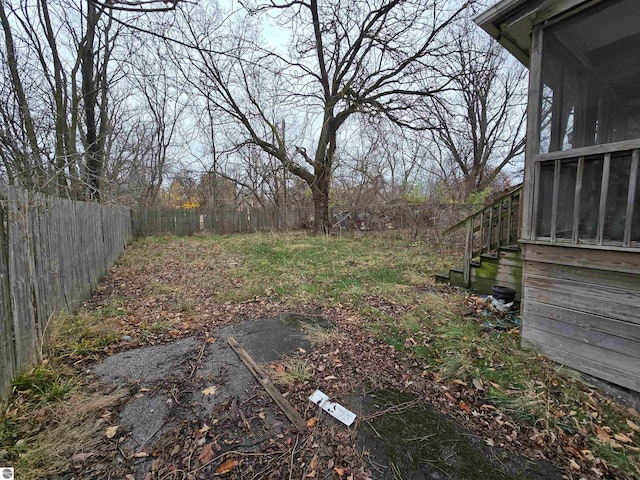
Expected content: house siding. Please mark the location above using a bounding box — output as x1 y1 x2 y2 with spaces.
521 243 640 392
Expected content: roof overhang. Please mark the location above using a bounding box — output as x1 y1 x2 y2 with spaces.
475 0 598 67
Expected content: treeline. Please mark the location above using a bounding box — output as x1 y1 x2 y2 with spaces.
0 0 526 230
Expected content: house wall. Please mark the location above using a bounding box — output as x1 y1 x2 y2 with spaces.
521 243 640 392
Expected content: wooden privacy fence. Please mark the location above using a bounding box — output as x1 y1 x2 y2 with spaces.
0 185 132 399
132 207 308 237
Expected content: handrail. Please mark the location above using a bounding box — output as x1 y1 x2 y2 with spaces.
443 185 522 286
443 184 522 236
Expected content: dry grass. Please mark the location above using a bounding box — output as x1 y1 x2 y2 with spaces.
271 359 314 386
14 388 129 479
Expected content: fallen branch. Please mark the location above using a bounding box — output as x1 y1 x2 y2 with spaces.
227 336 307 433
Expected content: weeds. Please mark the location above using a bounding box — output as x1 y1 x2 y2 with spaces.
272 359 314 386
52 311 121 358
3 233 638 479
11 364 75 404
0 410 25 463
13 389 129 480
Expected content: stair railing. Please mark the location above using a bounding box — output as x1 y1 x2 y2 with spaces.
443 185 522 286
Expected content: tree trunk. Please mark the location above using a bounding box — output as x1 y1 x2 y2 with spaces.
82 0 101 200
0 0 45 188
310 164 331 234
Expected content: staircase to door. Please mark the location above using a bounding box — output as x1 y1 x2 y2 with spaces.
435 185 523 300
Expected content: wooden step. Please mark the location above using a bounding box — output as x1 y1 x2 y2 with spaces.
434 271 450 283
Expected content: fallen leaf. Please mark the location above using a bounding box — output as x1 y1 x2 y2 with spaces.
324 375 338 380
215 459 239 475
134 451 149 458
452 379 467 386
596 427 611 443
202 386 218 396
613 433 633 444
472 378 484 390
72 452 94 462
459 400 471 413
569 459 581 470
306 417 318 428
334 467 346 476
105 426 118 439
627 419 640 433
199 443 215 464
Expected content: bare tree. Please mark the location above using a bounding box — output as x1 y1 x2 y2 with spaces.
424 26 527 202
173 0 475 232
0 0 183 200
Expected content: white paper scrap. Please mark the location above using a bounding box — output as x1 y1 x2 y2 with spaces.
309 389 356 426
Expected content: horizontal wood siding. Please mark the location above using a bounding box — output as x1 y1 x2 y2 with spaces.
0 185 132 399
522 243 640 392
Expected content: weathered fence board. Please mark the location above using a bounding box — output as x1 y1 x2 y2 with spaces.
0 197 16 399
0 185 132 399
133 207 307 237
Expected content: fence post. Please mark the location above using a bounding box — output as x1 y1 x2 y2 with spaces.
464 217 473 287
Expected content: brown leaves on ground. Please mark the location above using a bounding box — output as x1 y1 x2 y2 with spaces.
41 235 640 480
215 459 240 475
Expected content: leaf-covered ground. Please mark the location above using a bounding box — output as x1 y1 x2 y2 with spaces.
1 232 639 479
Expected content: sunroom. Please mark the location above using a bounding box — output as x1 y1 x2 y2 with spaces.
477 0 640 392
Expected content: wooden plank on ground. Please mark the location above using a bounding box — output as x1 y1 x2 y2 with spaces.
227 336 307 433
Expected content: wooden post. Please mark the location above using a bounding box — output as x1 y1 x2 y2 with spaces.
623 149 638 247
550 159 561 242
464 217 473 287
572 157 584 243
487 206 493 253
496 199 503 249
597 153 611 245
522 26 544 240
506 195 513 245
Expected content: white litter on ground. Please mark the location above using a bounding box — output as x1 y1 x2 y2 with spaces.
309 389 356 426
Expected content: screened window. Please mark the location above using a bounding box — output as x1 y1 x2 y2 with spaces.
539 0 640 153
535 152 639 246
534 0 640 247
